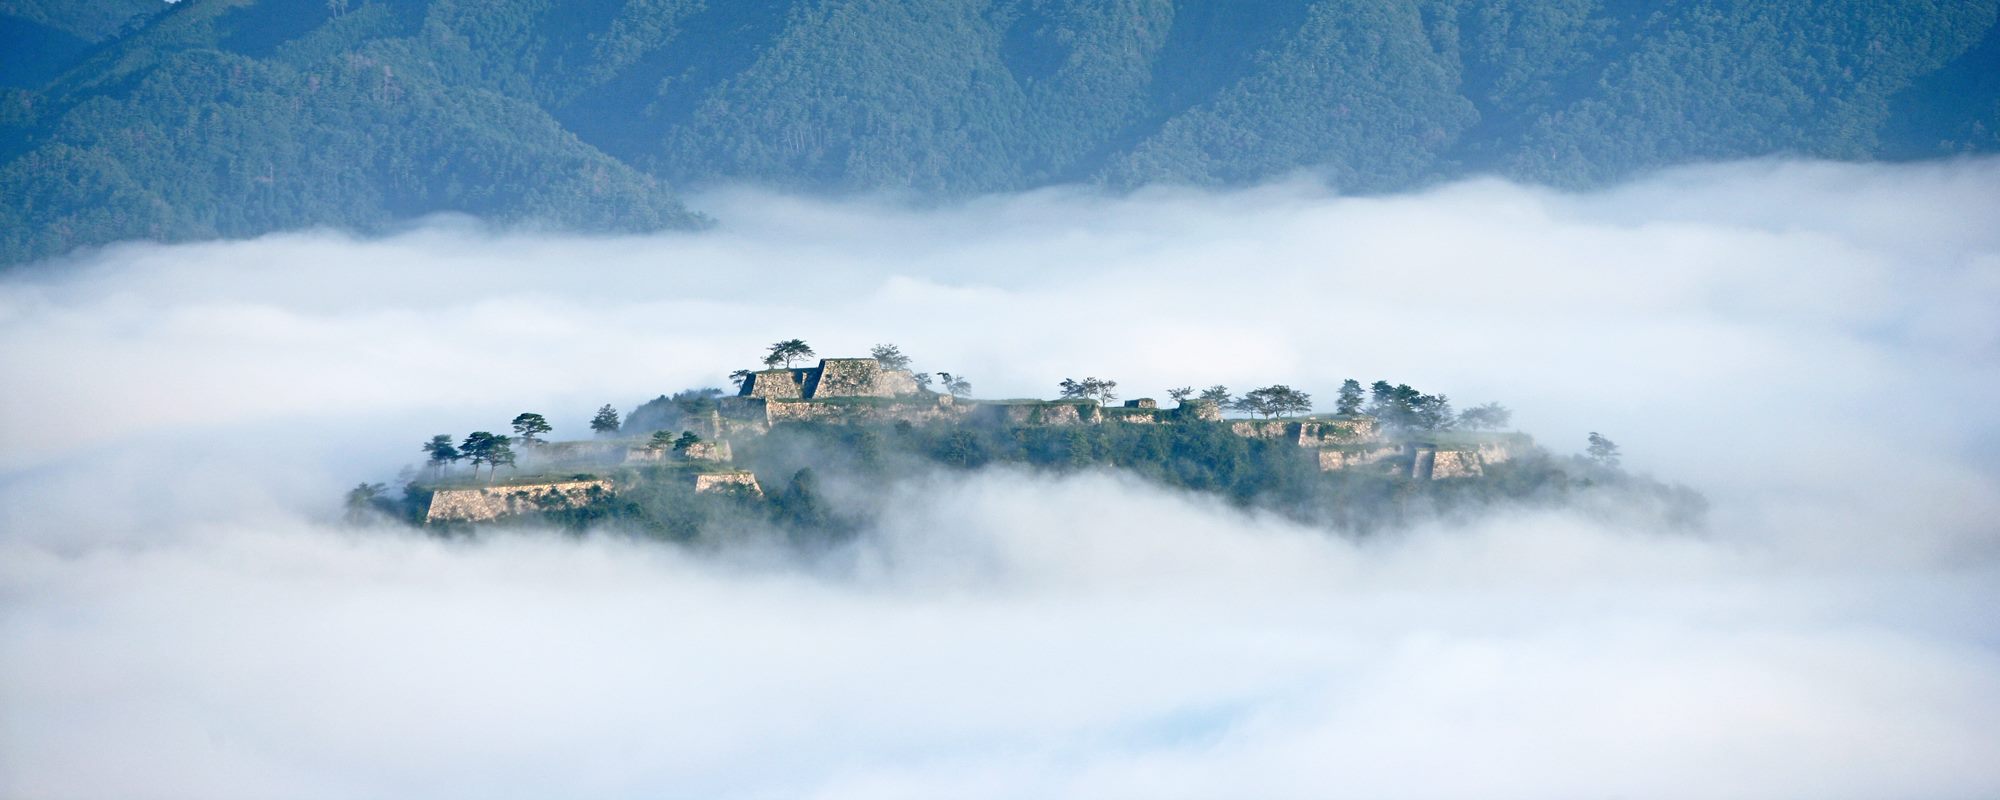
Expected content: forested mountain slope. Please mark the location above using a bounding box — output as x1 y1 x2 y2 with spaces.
3 0 1995 266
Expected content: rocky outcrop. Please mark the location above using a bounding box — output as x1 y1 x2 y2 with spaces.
425 479 614 523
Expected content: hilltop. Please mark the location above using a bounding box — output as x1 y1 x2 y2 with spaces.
5 0 1998 266
354 343 1704 544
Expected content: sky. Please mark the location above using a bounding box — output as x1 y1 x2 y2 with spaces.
2 157 1998 798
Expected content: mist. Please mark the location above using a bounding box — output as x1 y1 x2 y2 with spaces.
3 159 1998 798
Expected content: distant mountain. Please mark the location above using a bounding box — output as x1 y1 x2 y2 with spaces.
3 0 1996 266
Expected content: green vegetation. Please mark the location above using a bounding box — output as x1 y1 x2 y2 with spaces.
5 0 1997 265
763 339 815 369
589 404 622 435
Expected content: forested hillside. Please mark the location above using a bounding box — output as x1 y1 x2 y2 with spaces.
3 0 1996 266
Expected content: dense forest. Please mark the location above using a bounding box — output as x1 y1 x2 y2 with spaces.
4 0 1997 266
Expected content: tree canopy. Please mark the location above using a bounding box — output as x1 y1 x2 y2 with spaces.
764 340 816 369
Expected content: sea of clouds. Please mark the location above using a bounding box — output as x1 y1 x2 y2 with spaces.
2 158 1998 798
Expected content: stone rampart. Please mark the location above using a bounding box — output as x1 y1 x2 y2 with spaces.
1318 446 1404 472
693 472 763 496
743 368 810 399
1103 406 1166 424
766 396 964 425
1176 400 1223 422
1232 417 1383 447
1431 449 1481 479
976 401 1100 426
425 479 614 523
812 359 881 397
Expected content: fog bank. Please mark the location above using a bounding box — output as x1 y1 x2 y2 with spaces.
3 159 1999 798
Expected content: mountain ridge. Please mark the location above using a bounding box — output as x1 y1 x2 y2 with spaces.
3 0 1996 266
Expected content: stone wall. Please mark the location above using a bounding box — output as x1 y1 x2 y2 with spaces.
739 359 920 401
743 368 810 399
1232 417 1384 447
693 472 763 496
1318 446 1404 472
976 401 1101 426
682 440 731 462
425 479 614 523
1431 449 1481 479
1176 400 1223 422
1103 406 1166 424
811 358 879 397
874 369 919 396
765 395 965 426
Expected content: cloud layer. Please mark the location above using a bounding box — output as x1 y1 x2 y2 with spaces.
3 158 1999 798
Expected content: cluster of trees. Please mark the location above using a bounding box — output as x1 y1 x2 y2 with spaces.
1358 380 1516 433
628 388 724 433
1163 383 1309 418
421 431 517 481
1059 377 1119 404
415 411 569 481
646 429 703 454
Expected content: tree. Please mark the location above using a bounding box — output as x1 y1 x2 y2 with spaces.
487 436 517 475
764 339 816 369
1199 385 1232 404
775 467 834 535
589 405 622 435
647 430 677 453
1234 385 1312 418
870 343 911 371
344 482 385 524
729 369 753 390
511 412 551 445
1458 402 1512 430
1586 432 1621 468
913 372 934 392
1168 386 1194 403
1058 377 1117 404
1335 379 1365 415
1367 381 1452 430
421 434 461 477
460 432 499 478
674 431 701 452
1411 394 1455 431
938 372 972 397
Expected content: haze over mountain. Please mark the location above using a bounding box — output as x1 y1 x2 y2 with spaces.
3 0 1997 266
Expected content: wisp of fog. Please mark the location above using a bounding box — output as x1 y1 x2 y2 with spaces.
2 159 1998 798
